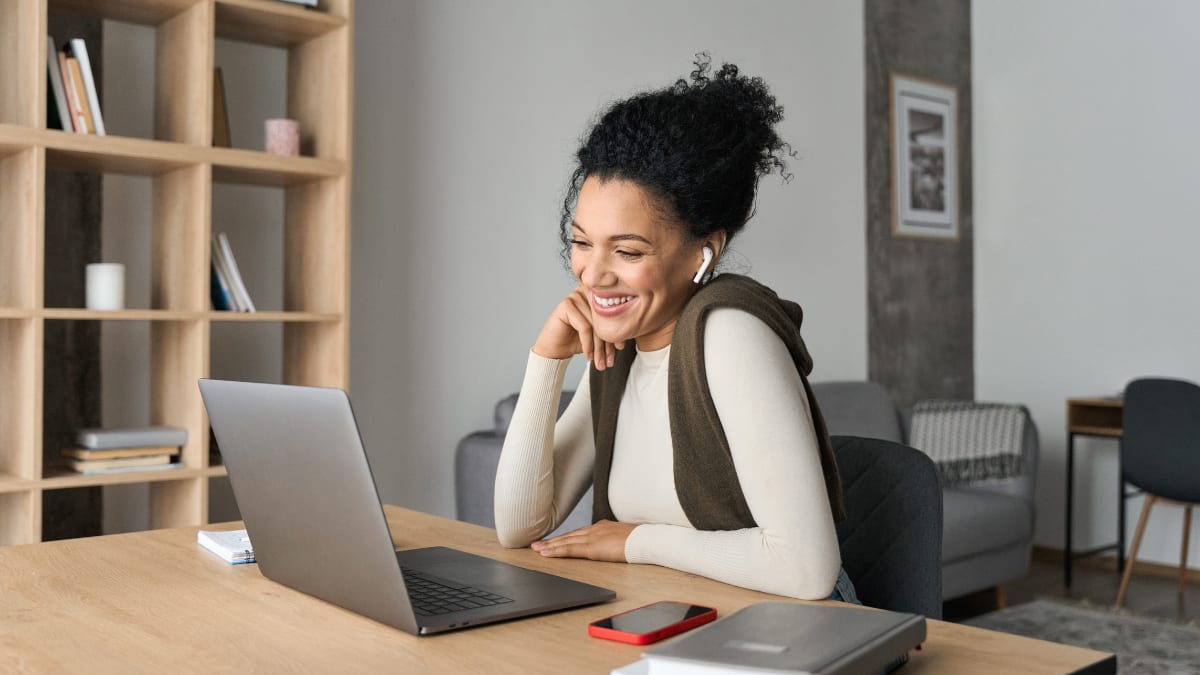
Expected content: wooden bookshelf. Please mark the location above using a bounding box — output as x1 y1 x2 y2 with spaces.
0 0 352 546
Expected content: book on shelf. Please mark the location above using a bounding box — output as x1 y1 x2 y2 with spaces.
214 232 256 312
46 37 73 132
76 425 188 450
211 235 244 311
63 454 174 474
212 67 231 148
62 445 180 461
613 602 926 675
67 39 106 136
59 51 90 134
211 264 236 311
197 529 255 564
273 0 319 8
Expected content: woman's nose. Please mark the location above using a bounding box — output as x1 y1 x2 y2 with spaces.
579 253 615 287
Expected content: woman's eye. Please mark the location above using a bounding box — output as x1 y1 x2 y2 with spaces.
569 239 591 249
617 250 643 260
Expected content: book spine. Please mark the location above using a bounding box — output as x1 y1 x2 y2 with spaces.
211 266 234 311
218 232 256 312
47 38 73 132
59 52 88 134
211 236 244 311
68 39 106 136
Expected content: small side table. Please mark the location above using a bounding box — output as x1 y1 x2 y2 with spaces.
1064 397 1126 587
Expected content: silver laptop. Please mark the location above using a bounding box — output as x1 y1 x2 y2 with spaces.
198 379 615 635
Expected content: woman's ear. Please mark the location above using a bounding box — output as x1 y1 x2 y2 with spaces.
706 231 728 265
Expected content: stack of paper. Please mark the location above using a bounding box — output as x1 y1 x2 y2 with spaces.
197 529 255 564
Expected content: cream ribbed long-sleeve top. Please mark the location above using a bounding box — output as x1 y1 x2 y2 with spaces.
494 308 841 600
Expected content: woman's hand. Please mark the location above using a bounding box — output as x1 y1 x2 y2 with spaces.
531 286 622 370
530 520 637 562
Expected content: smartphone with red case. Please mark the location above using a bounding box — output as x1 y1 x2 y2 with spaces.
587 601 718 645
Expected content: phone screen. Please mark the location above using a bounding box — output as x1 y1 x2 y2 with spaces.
591 601 712 635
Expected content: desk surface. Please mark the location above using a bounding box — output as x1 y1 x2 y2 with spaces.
0 506 1113 674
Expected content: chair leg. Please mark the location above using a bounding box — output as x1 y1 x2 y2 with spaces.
1116 495 1156 609
994 585 1007 609
1181 505 1193 596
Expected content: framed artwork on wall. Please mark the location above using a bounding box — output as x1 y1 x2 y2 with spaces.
890 73 958 240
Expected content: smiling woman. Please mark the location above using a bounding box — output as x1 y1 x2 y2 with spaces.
493 54 857 603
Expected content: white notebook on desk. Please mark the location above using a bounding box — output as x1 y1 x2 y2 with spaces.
197 529 255 564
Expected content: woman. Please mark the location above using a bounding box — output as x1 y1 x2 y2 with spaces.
494 56 857 602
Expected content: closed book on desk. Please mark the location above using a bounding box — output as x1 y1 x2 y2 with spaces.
635 602 925 675
76 425 188 449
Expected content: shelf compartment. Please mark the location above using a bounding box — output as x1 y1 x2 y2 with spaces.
0 126 347 185
1 319 43 483
0 490 40 545
1 146 43 309
215 0 347 48
49 0 201 27
40 465 213 490
40 309 340 322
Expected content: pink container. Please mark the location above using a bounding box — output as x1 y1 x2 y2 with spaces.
264 118 300 156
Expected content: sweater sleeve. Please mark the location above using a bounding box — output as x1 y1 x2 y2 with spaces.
623 308 842 599
494 351 596 548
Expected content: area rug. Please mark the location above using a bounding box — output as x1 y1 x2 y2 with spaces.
964 599 1200 674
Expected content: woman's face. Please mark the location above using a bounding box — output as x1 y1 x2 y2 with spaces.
570 176 708 351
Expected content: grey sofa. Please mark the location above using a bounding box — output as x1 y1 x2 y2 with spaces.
813 381 1038 602
456 381 1037 603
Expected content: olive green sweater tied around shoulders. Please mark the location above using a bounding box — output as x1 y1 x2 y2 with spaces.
589 274 846 530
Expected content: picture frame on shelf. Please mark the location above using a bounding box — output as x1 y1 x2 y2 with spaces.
890 73 958 240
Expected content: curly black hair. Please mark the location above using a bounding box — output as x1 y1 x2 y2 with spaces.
558 53 792 265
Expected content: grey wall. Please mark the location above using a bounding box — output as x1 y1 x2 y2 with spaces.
351 1 869 519
864 0 973 409
974 0 1200 568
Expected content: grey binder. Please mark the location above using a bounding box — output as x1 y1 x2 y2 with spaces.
644 602 926 674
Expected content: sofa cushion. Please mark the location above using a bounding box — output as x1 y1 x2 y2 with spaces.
941 487 1034 563
811 381 904 443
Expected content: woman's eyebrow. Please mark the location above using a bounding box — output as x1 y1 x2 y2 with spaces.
570 222 651 244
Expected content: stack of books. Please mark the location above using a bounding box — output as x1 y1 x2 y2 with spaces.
46 36 105 135
63 426 187 475
210 232 256 312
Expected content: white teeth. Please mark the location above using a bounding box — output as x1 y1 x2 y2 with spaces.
596 295 633 308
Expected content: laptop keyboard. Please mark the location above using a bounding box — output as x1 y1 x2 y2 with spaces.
401 567 514 616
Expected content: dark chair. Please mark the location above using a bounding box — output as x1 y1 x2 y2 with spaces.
833 435 943 619
1115 377 1200 607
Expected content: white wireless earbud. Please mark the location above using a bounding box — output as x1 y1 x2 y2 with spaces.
693 246 714 284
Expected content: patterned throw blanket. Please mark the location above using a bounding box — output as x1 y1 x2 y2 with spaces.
909 400 1027 485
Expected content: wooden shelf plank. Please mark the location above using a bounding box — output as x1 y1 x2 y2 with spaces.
50 0 201 27
215 0 346 48
0 126 345 185
209 146 344 186
0 472 29 494
40 308 340 322
209 311 339 323
40 466 212 490
0 309 35 319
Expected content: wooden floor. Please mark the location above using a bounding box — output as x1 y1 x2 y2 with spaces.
944 554 1200 623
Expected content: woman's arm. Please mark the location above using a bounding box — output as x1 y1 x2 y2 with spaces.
493 352 596 547
623 308 842 599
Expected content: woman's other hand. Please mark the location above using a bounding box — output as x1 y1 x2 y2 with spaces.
530 520 636 562
532 286 621 370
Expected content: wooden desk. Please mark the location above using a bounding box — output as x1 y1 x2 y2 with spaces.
0 507 1114 674
1065 397 1126 587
